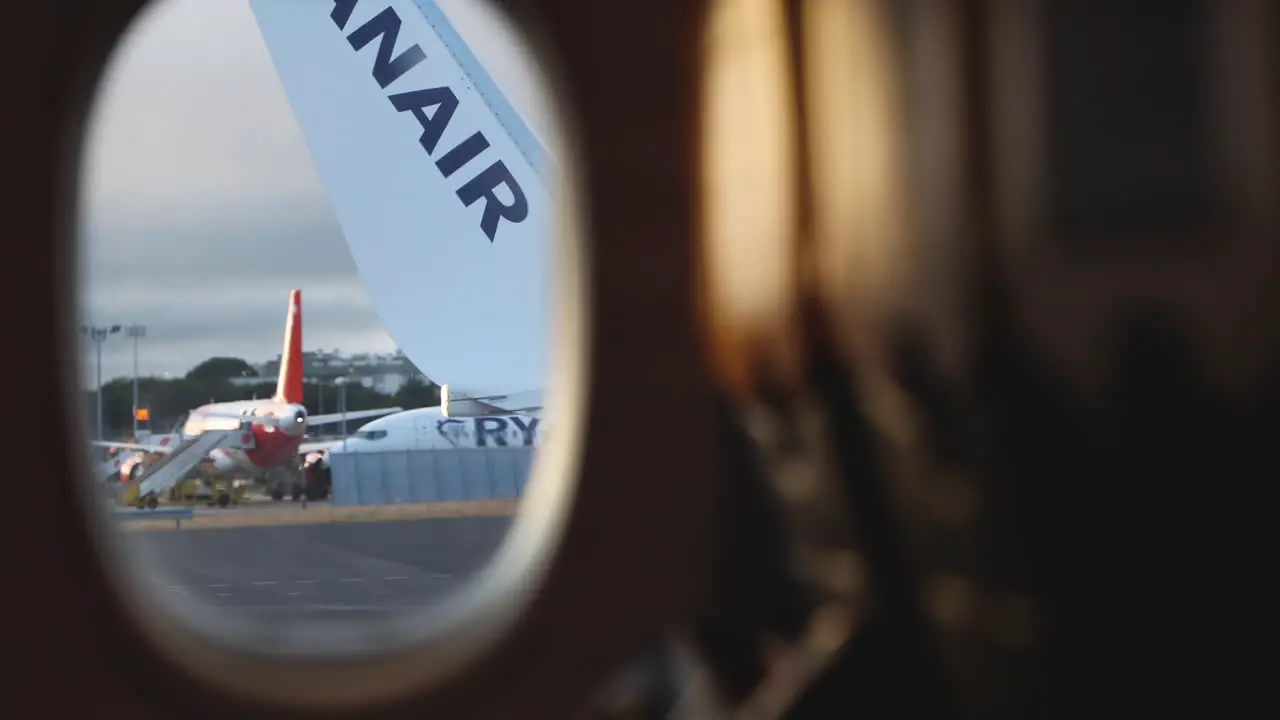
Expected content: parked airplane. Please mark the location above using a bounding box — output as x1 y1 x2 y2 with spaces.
92 289 403 500
250 0 554 418
323 405 542 457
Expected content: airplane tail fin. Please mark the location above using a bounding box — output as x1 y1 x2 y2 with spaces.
250 0 551 404
275 289 305 404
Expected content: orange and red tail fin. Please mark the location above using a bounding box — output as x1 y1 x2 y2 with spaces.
275 289 304 404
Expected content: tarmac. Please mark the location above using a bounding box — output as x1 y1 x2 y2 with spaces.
114 496 521 531
115 505 517 622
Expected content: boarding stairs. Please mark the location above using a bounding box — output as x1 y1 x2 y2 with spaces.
119 426 254 505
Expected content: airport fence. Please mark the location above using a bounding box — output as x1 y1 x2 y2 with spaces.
328 448 536 506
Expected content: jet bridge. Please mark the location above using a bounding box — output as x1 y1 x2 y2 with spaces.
120 428 253 508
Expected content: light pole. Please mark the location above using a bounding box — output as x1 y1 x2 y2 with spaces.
335 376 348 451
80 324 121 441
125 324 146 438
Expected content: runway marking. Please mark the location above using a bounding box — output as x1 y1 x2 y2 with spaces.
208 584 230 588
428 573 453 579
340 578 364 583
295 580 319 584
383 576 408 581
286 592 301 596
252 581 278 586
217 593 232 597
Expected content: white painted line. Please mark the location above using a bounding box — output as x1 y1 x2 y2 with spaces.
383 576 408 581
286 592 301 596
207 584 230 588
217 593 232 597
252 581 278 586
427 573 453 579
166 585 185 590
340 578 364 583
294 580 319 584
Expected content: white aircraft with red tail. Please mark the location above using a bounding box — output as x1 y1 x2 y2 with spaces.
92 289 402 500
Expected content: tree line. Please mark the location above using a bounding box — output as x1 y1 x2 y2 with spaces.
80 356 440 439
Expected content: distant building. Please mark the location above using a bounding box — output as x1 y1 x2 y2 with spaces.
228 348 430 395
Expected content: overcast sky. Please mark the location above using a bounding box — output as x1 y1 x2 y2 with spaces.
77 0 555 386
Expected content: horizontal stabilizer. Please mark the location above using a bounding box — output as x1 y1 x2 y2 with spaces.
308 406 404 426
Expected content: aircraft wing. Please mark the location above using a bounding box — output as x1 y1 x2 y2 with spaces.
250 0 553 412
90 440 172 454
298 439 344 455
441 385 542 417
307 407 403 426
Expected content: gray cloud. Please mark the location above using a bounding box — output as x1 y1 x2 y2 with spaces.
80 196 350 288
77 0 390 385
77 195 397 382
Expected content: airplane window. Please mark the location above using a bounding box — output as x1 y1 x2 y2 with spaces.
77 0 568 673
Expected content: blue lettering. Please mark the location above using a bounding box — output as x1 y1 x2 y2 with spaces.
331 0 358 29
390 87 458 154
436 131 490 178
510 416 539 446
331 0 529 243
435 418 464 447
457 161 529 241
474 417 508 447
345 7 427 89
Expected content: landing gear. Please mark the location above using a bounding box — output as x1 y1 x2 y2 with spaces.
216 490 231 508
290 483 304 502
145 494 158 509
266 466 294 501
299 458 332 502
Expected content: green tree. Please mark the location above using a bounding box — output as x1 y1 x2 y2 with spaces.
394 373 441 408
186 357 257 383
340 380 398 412
227 381 278 402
